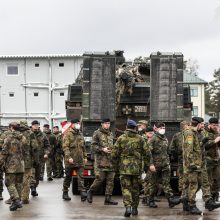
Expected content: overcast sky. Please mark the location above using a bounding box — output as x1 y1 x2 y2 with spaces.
0 0 220 82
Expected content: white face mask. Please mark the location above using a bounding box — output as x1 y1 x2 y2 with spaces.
158 128 165 135
74 124 81 130
138 127 143 132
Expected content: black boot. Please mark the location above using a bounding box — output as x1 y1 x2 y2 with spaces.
124 207 131 217
205 198 220 211
131 207 138 216
149 197 158 208
87 189 93 203
62 191 71 201
182 198 190 211
104 195 118 205
189 205 202 215
81 190 87 202
212 193 219 202
0 191 3 200
168 196 181 208
31 187 38 197
9 199 21 211
47 177 53 181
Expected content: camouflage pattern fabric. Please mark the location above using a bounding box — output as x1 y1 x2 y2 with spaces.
63 166 85 192
90 170 115 195
5 173 23 201
21 168 32 201
92 127 114 171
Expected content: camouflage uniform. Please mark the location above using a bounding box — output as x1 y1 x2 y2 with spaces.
0 130 5 196
41 130 56 179
30 129 49 188
54 132 64 177
112 129 152 208
148 132 174 200
182 128 203 206
19 121 33 202
89 127 115 195
202 126 220 200
0 131 26 201
62 128 86 192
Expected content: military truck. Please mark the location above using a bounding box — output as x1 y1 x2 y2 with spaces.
65 51 192 195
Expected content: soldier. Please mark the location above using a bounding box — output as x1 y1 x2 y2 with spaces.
182 117 220 215
147 122 181 208
112 120 155 217
41 124 56 181
87 119 118 205
19 120 33 204
62 119 87 201
53 126 64 178
202 117 220 201
0 122 26 211
137 120 148 134
30 120 49 197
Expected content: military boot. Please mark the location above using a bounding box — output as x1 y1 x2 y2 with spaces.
9 199 22 211
182 198 190 211
168 196 181 208
149 197 158 208
87 189 93 203
47 177 53 181
31 187 38 197
104 195 118 205
205 198 220 211
62 191 71 201
124 207 132 217
131 207 138 216
81 190 87 202
0 191 3 200
212 193 219 202
189 205 202 215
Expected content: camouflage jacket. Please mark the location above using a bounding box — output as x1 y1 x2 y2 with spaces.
44 130 57 156
30 129 49 166
54 132 63 154
111 129 152 175
92 127 114 171
148 132 170 168
20 125 33 169
202 126 220 164
182 128 202 172
0 131 26 173
0 130 11 150
169 131 183 165
62 128 86 167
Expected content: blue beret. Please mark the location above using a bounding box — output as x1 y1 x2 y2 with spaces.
127 120 137 127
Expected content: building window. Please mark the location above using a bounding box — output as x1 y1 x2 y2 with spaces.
60 92 65 96
34 92 39 97
9 92 14 97
59 62 64 67
192 106 198 116
190 87 198 97
35 63 39 67
7 65 18 75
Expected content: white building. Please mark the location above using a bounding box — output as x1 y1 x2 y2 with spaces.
0 55 83 127
183 72 208 119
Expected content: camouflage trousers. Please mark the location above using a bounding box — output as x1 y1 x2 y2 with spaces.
206 162 220 198
55 153 64 177
120 175 140 208
5 173 23 201
21 168 32 201
178 164 184 193
30 164 41 188
143 171 152 197
41 157 53 179
148 166 173 199
90 170 115 195
0 168 4 192
183 169 211 206
63 165 85 192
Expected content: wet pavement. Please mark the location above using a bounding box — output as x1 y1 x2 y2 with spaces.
1 178 220 220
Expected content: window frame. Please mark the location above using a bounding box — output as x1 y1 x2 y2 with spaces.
7 64 19 76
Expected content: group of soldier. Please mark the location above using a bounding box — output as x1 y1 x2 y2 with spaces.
0 120 64 211
1 116 220 217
